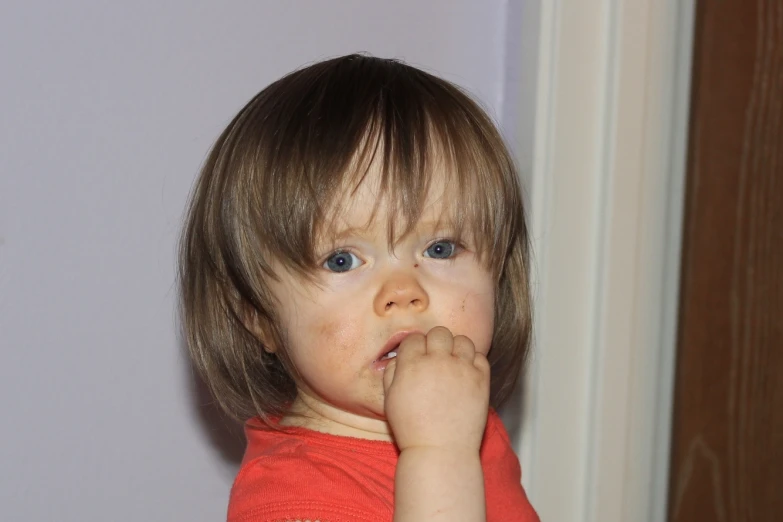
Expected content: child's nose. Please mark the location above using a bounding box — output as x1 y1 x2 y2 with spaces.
373 272 429 316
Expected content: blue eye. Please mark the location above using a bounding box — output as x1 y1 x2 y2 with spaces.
323 251 364 273
424 240 457 259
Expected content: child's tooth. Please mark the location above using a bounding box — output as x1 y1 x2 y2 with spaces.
387 351 397 359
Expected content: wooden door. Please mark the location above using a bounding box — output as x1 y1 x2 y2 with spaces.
667 0 783 521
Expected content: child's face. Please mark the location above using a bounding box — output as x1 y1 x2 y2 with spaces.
266 164 495 437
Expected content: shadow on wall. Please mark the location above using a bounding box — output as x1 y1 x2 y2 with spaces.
497 367 525 445
182 338 245 468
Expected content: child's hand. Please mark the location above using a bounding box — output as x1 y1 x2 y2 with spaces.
383 326 490 453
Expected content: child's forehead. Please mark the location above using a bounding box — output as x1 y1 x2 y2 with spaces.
318 167 459 243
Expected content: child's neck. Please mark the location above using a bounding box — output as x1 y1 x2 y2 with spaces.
280 393 395 442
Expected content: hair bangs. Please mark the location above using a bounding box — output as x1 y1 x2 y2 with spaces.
303 80 520 281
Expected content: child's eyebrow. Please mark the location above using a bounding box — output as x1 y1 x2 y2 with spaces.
325 225 373 242
409 219 460 235
314 225 374 251
323 219 461 245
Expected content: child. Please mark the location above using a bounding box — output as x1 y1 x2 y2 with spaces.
179 54 539 522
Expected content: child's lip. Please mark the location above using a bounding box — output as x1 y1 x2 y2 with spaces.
374 330 424 362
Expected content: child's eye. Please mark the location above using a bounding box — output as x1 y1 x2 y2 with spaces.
323 251 364 273
423 240 459 259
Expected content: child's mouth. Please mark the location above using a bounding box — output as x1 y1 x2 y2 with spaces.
373 330 422 369
378 346 399 361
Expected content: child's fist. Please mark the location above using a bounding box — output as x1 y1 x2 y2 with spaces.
382 326 490 453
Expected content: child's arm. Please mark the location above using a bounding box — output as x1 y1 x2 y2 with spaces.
383 327 490 522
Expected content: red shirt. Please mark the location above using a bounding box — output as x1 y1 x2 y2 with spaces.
228 410 539 521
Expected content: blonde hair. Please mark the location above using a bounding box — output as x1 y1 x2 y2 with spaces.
179 54 532 423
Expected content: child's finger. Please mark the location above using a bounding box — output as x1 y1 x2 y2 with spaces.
452 334 476 362
382 358 397 391
424 326 454 355
395 332 426 363
473 351 491 377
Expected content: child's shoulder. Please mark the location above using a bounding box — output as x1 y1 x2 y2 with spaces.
228 417 396 522
239 417 309 463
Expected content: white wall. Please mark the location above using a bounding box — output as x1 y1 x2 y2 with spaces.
0 2 538 520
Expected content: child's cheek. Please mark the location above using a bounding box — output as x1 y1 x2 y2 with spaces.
461 291 495 355
317 319 338 340
439 272 494 355
311 313 369 364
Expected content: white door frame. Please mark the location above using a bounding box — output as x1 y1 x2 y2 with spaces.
514 1 697 521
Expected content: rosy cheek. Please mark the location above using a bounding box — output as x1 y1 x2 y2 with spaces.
317 318 339 342
469 293 495 353
307 318 345 361
311 316 365 361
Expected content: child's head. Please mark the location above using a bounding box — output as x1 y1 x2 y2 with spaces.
179 54 532 423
